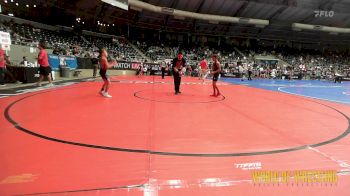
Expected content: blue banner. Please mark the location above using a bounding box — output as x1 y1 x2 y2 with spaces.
48 54 78 71
64 56 78 70
48 54 60 71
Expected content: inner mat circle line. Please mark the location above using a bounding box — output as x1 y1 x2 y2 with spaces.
3 87 350 157
133 90 226 103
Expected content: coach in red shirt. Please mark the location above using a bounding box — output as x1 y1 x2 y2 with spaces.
0 47 6 86
199 57 208 81
37 41 53 87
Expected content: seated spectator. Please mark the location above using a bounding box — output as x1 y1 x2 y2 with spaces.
4 55 19 83
20 56 28 66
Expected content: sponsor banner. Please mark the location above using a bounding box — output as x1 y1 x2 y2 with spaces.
48 54 78 71
0 31 11 45
112 61 161 71
48 54 59 70
75 58 161 71
144 63 161 71
0 31 11 50
113 61 140 70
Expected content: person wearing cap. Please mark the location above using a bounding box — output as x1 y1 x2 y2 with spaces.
172 52 187 95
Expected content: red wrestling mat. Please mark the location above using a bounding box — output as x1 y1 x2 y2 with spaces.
0 75 350 195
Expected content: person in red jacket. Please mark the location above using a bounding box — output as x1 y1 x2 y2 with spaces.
199 57 208 81
37 41 53 87
0 47 6 86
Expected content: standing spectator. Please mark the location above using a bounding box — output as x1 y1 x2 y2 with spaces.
259 66 265 78
187 66 192 77
238 64 245 81
91 56 99 78
247 64 253 81
5 55 18 83
37 41 53 87
199 57 208 81
334 69 343 83
161 61 167 79
0 47 6 86
137 63 143 77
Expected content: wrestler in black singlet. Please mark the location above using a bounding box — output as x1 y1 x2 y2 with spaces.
212 62 219 82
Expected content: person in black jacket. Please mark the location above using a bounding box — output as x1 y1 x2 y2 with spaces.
91 56 99 78
161 61 167 79
172 52 186 95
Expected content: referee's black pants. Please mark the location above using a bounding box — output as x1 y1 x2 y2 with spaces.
173 72 181 93
161 68 166 79
0 68 5 85
335 76 342 83
248 71 252 80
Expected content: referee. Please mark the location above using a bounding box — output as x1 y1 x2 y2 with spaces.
172 52 186 95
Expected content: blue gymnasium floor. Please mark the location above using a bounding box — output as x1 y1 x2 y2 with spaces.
222 78 350 105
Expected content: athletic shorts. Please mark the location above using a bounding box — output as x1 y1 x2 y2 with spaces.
213 74 219 82
99 69 108 81
39 66 52 76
